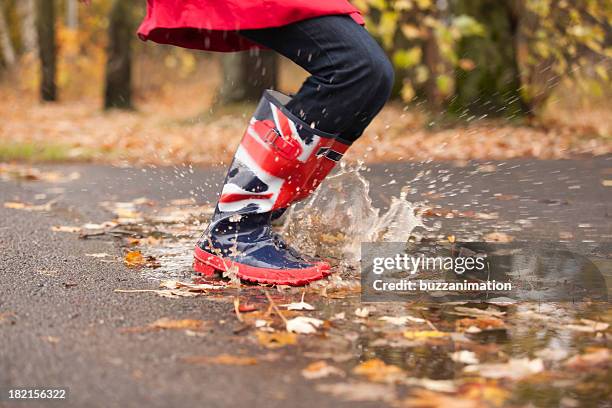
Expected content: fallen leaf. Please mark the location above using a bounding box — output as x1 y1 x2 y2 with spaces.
535 348 569 362
449 350 480 365
379 315 426 326
483 232 514 243
402 389 480 408
150 318 206 331
159 280 222 291
563 319 609 333
353 358 403 382
402 378 458 393
182 354 257 366
286 316 324 334
256 331 297 349
355 307 371 318
114 288 201 298
282 301 315 311
5 200 56 212
238 304 258 313
51 225 82 233
564 348 610 370
316 382 396 402
85 253 111 258
456 317 506 332
459 379 510 407
403 330 450 340
124 251 145 268
452 306 506 318
463 358 544 380
301 361 345 380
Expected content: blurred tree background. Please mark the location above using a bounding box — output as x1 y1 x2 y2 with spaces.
0 0 609 164
0 0 608 112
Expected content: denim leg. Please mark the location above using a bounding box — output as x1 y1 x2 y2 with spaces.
241 15 393 142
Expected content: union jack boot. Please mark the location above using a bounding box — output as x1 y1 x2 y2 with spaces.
193 90 350 285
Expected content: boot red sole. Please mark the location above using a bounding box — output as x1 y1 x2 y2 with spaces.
193 246 329 286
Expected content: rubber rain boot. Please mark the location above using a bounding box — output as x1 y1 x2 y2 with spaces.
193 90 350 285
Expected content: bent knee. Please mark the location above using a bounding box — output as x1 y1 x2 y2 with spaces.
349 48 394 102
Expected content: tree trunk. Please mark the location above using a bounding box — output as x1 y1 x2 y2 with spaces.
0 0 16 67
217 50 278 105
36 0 57 101
450 0 527 117
17 0 38 54
104 0 133 110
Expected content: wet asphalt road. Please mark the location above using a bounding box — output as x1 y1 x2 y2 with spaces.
0 157 611 407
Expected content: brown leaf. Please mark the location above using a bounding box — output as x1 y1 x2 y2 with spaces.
353 358 404 383
150 318 206 331
256 331 297 349
182 354 257 366
483 232 514 243
301 361 345 379
456 317 506 332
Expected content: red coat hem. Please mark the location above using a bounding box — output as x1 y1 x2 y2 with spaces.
137 5 364 52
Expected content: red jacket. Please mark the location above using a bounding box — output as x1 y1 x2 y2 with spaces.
137 0 363 52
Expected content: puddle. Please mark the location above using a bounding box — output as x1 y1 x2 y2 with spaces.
98 167 610 408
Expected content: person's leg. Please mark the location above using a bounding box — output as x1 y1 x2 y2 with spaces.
240 15 394 142
193 16 394 285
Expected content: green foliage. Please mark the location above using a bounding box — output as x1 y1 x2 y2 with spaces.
355 0 610 114
355 0 485 106
518 0 611 110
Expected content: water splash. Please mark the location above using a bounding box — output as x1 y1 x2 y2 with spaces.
282 163 426 263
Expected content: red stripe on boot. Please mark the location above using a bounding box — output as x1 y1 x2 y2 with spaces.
219 193 274 203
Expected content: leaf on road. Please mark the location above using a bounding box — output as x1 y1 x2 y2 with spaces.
483 232 514 242
182 354 258 366
301 361 345 380
286 316 324 334
354 307 372 318
402 378 458 393
150 318 207 331
353 358 404 383
403 330 450 340
379 315 426 326
159 279 222 291
256 331 297 349
282 301 315 311
564 348 610 370
316 382 396 402
124 250 145 268
85 252 111 258
563 319 609 332
51 225 82 233
463 358 544 380
452 306 506 318
5 200 56 212
456 317 506 333
449 350 480 365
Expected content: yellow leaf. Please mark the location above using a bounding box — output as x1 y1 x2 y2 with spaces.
256 331 297 349
353 358 403 382
403 330 449 340
150 318 206 331
4 202 26 209
182 354 257 366
51 225 82 233
124 250 145 267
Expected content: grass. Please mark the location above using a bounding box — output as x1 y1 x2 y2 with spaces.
0 142 100 163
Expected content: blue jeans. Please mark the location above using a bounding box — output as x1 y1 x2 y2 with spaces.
241 15 394 143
